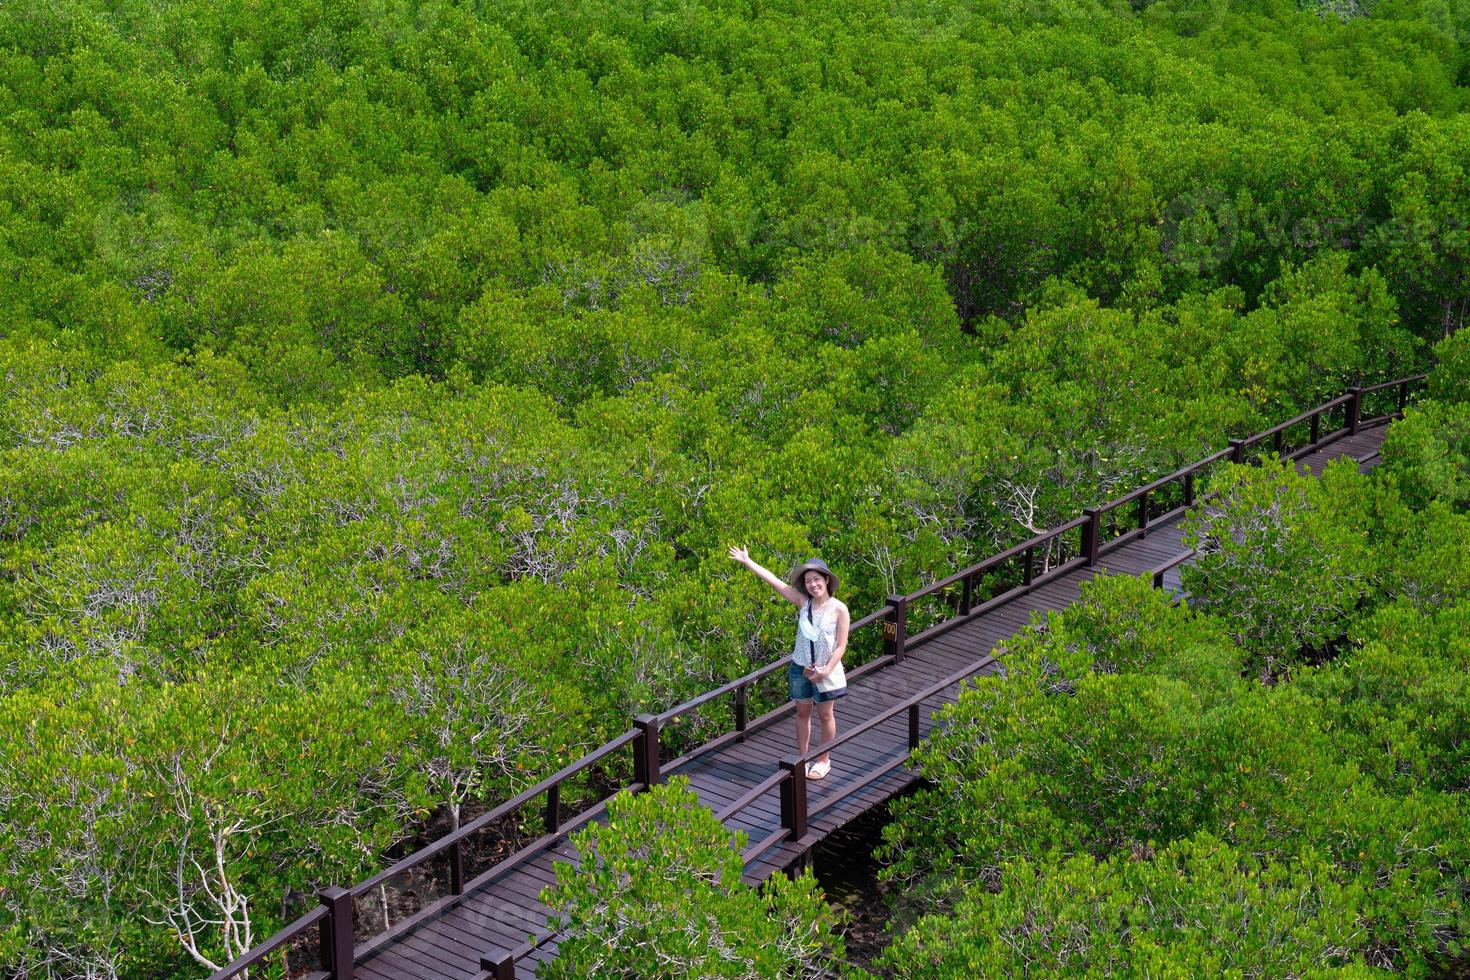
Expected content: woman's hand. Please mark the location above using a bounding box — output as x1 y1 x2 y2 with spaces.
805 665 824 681
728 545 751 565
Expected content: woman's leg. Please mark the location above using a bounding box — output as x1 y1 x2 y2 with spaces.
794 699 813 755
814 700 837 765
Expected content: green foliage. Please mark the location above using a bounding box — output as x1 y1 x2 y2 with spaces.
878 441 1470 975
879 835 1375 978
0 0 1461 971
0 664 428 975
878 576 1242 907
1428 328 1470 401
540 778 845 979
1007 572 1241 678
1377 400 1470 509
1182 459 1375 674
1298 600 1470 794
1373 498 1470 609
1229 254 1416 412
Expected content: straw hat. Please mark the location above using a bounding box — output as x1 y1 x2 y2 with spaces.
789 558 839 596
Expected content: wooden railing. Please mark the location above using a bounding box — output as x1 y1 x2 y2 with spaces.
1150 548 1197 590
216 374 1425 980
208 728 651 980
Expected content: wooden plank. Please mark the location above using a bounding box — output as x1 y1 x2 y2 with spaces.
474 872 554 917
687 673 943 771
408 913 507 962
1025 581 1088 607
917 633 1006 659
1098 556 1159 576
868 654 989 691
691 723 879 778
360 939 458 980
388 933 476 976
356 960 406 980
918 635 1002 659
441 902 545 953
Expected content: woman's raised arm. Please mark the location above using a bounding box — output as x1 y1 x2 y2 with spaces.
728 546 806 606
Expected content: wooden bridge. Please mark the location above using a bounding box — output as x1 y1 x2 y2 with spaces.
213 376 1424 980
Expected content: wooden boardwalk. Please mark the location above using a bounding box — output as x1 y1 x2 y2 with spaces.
350 422 1395 979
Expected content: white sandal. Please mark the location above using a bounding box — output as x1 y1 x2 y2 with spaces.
807 759 831 780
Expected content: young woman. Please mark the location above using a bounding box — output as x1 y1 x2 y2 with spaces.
727 548 849 779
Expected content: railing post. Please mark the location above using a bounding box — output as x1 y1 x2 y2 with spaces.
481 950 516 980
1023 544 1035 586
779 757 808 840
1309 410 1321 446
1397 380 1409 414
1229 438 1246 464
959 573 973 616
1272 429 1284 457
633 713 661 788
545 783 561 835
1137 491 1150 538
884 595 908 663
907 703 920 750
1347 387 1363 434
449 838 465 895
1082 508 1102 566
1183 471 1195 507
319 886 354 980
734 684 748 742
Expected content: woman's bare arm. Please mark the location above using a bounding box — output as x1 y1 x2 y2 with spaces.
727 546 805 606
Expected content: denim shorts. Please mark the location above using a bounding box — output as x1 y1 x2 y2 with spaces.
789 662 846 703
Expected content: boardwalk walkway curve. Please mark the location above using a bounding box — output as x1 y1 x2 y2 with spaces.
214 375 1426 980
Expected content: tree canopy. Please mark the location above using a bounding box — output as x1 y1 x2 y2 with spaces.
0 0 1465 973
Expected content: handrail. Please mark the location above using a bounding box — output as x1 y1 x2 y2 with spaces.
1359 373 1428 426
479 930 555 980
849 606 893 632
1252 394 1352 440
351 727 639 898
726 646 1005 866
715 770 788 823
1081 378 1426 563
208 905 327 980
1360 372 1427 396
910 517 1089 601
224 372 1428 980
742 825 794 864
1096 446 1235 513
1149 549 1197 589
703 371 1431 872
655 657 789 725
1094 391 1360 519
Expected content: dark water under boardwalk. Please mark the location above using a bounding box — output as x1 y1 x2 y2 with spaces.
810 786 922 972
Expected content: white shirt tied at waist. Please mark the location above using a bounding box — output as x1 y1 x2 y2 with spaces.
792 599 843 668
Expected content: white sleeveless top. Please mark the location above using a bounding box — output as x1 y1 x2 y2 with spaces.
791 599 843 668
